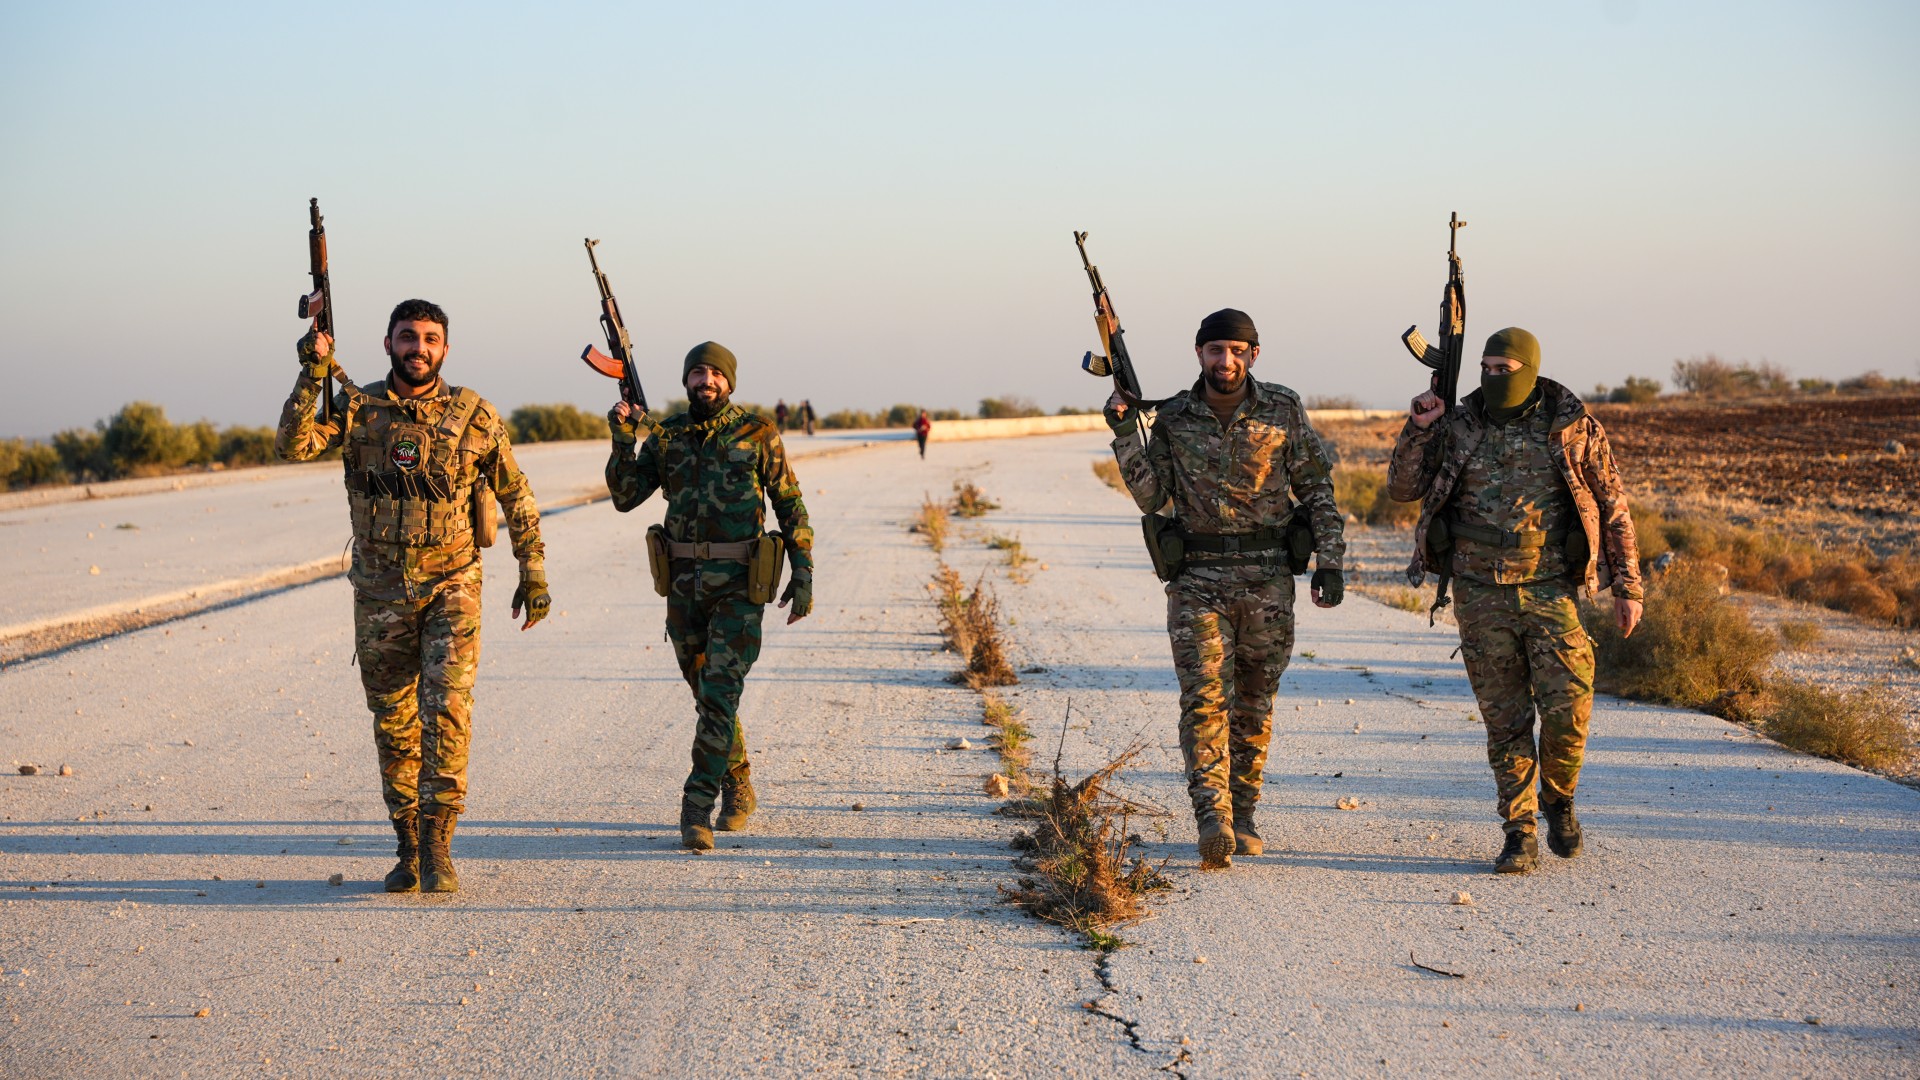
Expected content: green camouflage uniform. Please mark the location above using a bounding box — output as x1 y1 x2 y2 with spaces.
607 404 812 812
276 366 544 822
1388 378 1642 834
1112 379 1345 825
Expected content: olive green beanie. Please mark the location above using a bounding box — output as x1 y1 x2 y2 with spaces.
683 341 738 390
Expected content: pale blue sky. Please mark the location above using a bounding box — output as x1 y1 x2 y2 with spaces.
1 1 1914 436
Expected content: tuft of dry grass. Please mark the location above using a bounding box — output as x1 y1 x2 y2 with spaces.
1375 585 1424 613
1762 679 1911 771
950 479 999 518
1776 619 1822 651
1091 458 1126 494
930 565 1018 688
980 692 1033 780
1583 560 1778 720
1001 734 1171 944
911 493 949 552
1334 467 1420 528
986 533 1034 581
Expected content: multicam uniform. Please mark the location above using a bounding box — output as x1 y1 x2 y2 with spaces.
276 368 544 823
1388 378 1641 835
1112 379 1345 827
607 404 813 813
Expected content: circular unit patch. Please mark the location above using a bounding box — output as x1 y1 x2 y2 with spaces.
390 439 421 471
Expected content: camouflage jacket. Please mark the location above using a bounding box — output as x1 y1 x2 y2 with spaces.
1111 378 1345 571
606 404 814 572
1387 378 1642 600
276 368 545 602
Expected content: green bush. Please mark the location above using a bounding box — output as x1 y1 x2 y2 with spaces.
1581 560 1776 718
1607 376 1662 404
100 401 202 478
216 426 278 468
509 403 609 443
979 396 1043 419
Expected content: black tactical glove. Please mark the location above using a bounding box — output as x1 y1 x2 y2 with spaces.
779 565 813 622
1103 400 1139 438
513 566 551 630
1311 567 1344 608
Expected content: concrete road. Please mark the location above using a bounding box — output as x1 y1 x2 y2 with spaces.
2 432 1915 1078
0 434 883 637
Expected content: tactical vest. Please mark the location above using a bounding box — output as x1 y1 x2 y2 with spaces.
341 385 485 549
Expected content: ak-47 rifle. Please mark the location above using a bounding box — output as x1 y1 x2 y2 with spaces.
578 239 648 414
296 198 335 423
1401 212 1467 408
1074 231 1146 415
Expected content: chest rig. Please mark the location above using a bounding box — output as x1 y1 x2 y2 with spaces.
342 384 485 549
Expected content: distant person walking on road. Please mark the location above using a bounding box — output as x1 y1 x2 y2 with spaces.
774 399 790 432
1103 308 1346 870
801 399 816 436
1388 328 1642 875
606 343 814 850
276 299 550 895
912 409 932 458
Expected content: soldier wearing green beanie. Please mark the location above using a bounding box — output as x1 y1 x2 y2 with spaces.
1389 326 1644 875
607 341 814 850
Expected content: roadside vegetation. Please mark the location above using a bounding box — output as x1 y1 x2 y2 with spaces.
1333 467 1420 527
910 495 949 552
1592 359 1913 405
0 402 287 490
1091 458 1125 493
1581 559 1911 772
1633 502 1920 628
986 533 1035 582
508 403 608 442
950 479 999 518
930 565 1017 689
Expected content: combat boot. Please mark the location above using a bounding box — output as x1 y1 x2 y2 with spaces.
680 799 715 851
1493 830 1538 875
1542 798 1584 858
383 812 419 893
419 806 460 893
1233 809 1263 856
716 775 757 832
1197 813 1235 870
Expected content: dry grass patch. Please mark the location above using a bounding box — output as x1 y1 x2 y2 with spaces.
911 493 949 552
1762 679 1911 772
1091 458 1125 494
929 564 1017 688
1776 619 1822 650
980 692 1033 779
1002 738 1171 945
950 479 999 518
986 533 1034 581
1334 467 1419 528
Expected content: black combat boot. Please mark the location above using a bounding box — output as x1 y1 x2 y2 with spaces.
680 799 715 851
1233 807 1263 856
716 775 757 832
1542 798 1584 858
419 806 460 893
383 811 420 893
1493 830 1539 875
1197 811 1235 870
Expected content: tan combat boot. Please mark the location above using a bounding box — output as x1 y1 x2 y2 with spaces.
420 806 460 893
1198 813 1235 870
716 775 757 832
384 812 420 893
680 799 715 851
1233 808 1263 857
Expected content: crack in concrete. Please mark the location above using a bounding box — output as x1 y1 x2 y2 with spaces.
1086 950 1189 1078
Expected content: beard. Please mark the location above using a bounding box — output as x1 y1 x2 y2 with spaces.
688 383 730 417
1203 366 1247 396
388 347 444 389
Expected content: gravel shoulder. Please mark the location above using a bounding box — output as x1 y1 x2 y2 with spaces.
2 431 1914 1078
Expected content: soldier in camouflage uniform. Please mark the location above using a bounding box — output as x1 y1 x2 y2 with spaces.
1105 308 1346 870
1388 327 1643 874
606 342 814 851
277 299 549 895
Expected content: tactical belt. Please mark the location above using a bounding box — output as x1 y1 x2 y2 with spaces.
1183 521 1291 562
666 539 755 562
1448 518 1569 550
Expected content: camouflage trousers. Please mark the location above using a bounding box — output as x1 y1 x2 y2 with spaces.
353 567 483 821
666 565 763 811
1168 567 1296 823
1454 577 1595 835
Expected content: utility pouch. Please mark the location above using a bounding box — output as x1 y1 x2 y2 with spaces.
1286 517 1315 576
471 486 497 549
1142 513 1185 582
747 533 787 605
644 524 671 597
1425 514 1454 566
1564 525 1591 577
